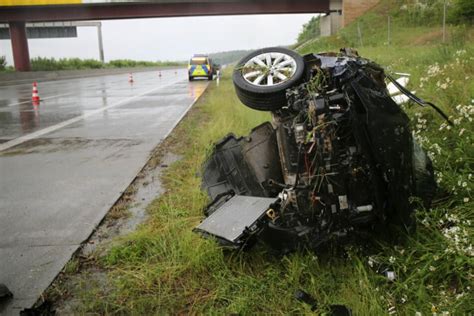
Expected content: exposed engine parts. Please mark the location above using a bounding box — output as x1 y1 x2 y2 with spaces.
194 47 439 253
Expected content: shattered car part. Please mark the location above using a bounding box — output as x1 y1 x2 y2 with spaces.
0 284 13 301
383 270 397 282
0 284 13 315
194 194 278 249
195 47 440 253
201 122 283 200
294 289 352 316
386 73 453 125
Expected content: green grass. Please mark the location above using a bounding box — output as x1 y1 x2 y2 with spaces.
1 57 184 72
67 71 472 315
62 1 473 314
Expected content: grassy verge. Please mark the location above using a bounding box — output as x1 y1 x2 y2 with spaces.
66 68 472 315
61 3 472 314
293 3 474 312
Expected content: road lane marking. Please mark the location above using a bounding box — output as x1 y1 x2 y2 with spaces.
7 93 73 107
0 81 182 152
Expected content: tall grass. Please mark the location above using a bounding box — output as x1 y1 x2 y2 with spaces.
67 63 472 314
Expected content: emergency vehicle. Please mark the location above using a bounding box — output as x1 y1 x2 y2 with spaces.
188 54 214 81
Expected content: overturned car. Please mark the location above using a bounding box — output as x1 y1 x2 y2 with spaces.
194 47 441 254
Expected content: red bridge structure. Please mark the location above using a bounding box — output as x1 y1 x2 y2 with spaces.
0 0 331 71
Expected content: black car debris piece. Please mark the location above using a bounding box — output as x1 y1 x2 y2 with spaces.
0 284 12 302
194 47 441 253
295 289 352 315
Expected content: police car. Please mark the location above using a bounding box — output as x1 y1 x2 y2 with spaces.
188 54 214 81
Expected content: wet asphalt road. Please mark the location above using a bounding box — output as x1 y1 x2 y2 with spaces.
0 69 209 314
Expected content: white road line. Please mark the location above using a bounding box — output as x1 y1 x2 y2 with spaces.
0 81 180 152
7 93 73 107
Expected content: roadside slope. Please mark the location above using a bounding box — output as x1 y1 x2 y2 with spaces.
51 61 472 315
47 2 473 313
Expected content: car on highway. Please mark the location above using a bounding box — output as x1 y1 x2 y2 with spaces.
188 54 215 81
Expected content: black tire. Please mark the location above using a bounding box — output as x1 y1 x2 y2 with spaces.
208 74 213 80
189 76 194 81
233 47 305 111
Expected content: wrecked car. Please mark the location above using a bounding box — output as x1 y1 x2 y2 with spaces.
194 47 443 254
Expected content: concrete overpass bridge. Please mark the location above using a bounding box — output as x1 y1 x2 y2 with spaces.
0 0 379 71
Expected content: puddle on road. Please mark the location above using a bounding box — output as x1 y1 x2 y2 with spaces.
121 153 181 233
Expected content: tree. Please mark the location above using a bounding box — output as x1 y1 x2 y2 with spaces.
0 56 6 71
451 0 474 24
297 16 321 44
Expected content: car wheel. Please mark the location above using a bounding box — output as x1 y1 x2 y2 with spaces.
233 47 305 111
189 76 194 81
208 74 213 80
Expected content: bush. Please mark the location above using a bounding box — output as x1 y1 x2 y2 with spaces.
29 57 183 71
0 55 6 70
396 0 446 26
31 57 103 71
395 0 474 26
450 0 474 24
109 59 152 68
297 16 321 44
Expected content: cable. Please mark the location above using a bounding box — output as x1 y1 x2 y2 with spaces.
386 73 453 126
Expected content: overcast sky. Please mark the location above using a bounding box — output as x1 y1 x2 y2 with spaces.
0 14 315 65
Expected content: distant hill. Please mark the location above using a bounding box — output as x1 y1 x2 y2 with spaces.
208 49 254 65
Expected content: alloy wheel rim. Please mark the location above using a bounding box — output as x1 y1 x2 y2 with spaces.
241 52 297 87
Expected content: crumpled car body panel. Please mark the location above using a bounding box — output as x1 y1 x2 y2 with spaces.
201 122 284 201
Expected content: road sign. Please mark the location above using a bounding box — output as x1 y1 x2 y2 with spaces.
0 25 77 39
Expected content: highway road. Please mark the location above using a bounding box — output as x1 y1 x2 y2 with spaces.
0 69 209 314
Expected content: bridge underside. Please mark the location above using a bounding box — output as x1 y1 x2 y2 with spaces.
0 0 330 71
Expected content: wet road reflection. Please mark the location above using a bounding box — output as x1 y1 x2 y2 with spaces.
188 78 209 99
0 69 208 141
0 68 209 313
19 102 40 134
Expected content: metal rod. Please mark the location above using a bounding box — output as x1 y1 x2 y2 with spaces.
387 15 391 45
442 0 446 43
97 23 104 63
357 21 363 47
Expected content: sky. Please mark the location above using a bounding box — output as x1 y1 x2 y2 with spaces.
0 14 316 65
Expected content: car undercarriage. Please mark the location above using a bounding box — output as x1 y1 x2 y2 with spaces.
194 47 442 254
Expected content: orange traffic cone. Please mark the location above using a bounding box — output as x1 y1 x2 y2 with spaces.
128 73 134 83
32 82 40 103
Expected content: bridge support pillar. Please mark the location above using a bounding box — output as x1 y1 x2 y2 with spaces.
320 0 342 37
9 21 31 72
